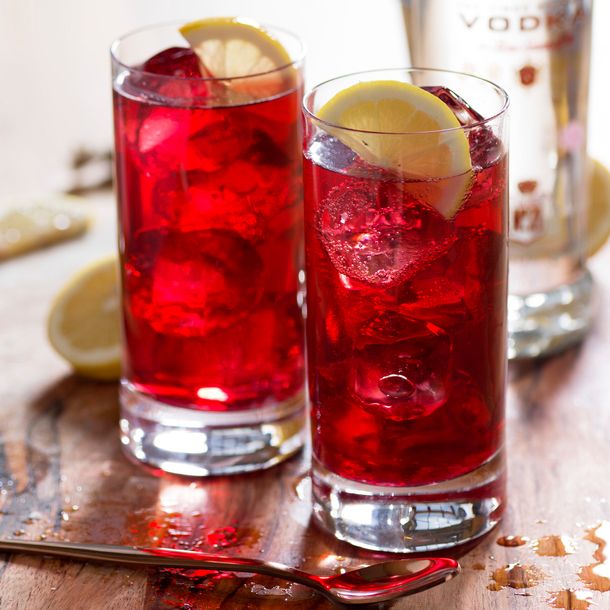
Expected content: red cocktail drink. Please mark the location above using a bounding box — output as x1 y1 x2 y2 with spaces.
305 150 506 487
112 21 305 476
303 69 509 552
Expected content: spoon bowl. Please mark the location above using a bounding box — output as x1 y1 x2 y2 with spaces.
318 557 460 603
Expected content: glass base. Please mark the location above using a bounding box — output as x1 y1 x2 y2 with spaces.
311 452 505 553
508 269 594 360
119 383 305 476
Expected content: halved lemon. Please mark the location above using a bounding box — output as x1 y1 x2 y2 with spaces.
47 255 121 381
587 158 610 257
317 80 473 217
179 17 296 98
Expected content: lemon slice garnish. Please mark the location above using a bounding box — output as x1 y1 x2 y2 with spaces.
47 255 121 381
317 80 473 217
180 17 296 98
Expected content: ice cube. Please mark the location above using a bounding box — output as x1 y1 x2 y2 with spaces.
126 228 263 337
468 126 504 170
138 108 190 155
131 106 191 176
141 47 202 78
309 133 356 172
187 114 256 173
317 180 456 286
424 86 503 170
351 311 451 421
401 270 466 328
151 170 262 238
127 47 210 105
424 86 484 127
248 129 292 167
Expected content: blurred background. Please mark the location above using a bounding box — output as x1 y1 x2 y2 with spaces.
0 0 608 201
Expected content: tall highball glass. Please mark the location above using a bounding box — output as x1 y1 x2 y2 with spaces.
303 69 509 552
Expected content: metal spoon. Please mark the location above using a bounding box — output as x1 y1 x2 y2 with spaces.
0 539 459 605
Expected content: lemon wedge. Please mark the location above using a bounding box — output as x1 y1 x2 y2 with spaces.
511 158 610 259
587 158 610 257
179 17 296 98
47 255 121 381
317 80 473 217
0 195 89 261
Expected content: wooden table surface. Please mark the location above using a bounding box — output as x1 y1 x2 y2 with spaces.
2 1 610 608
1 191 610 610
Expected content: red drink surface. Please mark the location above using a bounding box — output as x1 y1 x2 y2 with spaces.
304 102 507 487
113 48 305 410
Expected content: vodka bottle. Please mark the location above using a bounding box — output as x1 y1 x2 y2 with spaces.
403 0 594 358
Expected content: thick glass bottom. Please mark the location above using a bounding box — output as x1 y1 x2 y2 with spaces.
119 383 304 476
508 268 593 359
311 452 505 553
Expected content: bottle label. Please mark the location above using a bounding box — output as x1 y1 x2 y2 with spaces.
456 0 587 51
406 0 590 246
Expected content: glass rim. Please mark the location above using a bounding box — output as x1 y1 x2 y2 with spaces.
110 19 306 84
303 67 510 136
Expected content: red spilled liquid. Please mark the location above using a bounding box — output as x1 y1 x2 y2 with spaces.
113 48 304 410
207 527 238 549
304 90 507 487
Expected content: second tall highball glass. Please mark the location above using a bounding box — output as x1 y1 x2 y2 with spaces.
303 69 509 552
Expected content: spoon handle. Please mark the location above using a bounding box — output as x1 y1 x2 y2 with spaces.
0 539 274 570
0 539 214 567
0 538 321 590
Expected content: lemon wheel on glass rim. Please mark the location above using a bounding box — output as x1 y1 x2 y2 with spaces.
315 79 473 218
179 17 298 98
